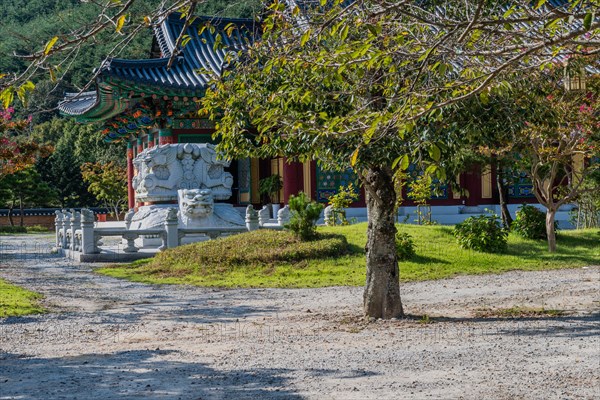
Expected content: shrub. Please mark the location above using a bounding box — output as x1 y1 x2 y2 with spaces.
395 231 416 260
27 225 52 233
326 183 359 226
453 214 507 253
513 204 555 239
286 192 324 240
0 226 27 234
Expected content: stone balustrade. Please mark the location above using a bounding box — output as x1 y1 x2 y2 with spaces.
54 206 291 261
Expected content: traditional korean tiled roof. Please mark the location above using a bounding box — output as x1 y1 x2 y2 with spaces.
58 91 98 116
61 2 598 123
59 13 259 121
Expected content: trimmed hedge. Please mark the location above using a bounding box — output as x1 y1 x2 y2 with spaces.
0 226 27 234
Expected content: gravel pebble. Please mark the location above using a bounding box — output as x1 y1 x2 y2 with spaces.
0 235 598 399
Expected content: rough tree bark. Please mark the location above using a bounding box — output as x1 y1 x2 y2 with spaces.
363 165 404 319
546 208 557 253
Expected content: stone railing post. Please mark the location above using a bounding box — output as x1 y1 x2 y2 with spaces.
54 210 64 248
158 232 168 252
61 209 71 249
324 205 334 226
245 205 259 231
69 209 81 250
258 205 270 227
80 209 98 254
164 208 179 248
122 232 139 253
277 205 291 227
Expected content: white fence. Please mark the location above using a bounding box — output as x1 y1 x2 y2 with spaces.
54 206 289 259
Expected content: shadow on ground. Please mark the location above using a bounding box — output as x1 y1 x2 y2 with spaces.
0 349 302 399
404 312 600 339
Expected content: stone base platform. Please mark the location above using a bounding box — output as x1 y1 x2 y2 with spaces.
59 247 159 263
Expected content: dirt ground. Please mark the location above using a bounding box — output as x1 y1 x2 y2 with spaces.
0 235 598 400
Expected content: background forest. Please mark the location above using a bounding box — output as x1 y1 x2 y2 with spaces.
0 0 260 218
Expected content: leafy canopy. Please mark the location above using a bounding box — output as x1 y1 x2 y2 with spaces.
204 0 600 180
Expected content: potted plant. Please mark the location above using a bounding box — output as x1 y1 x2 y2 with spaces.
259 174 283 217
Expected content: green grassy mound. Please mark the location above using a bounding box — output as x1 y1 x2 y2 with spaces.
0 279 45 317
98 223 600 288
101 230 352 287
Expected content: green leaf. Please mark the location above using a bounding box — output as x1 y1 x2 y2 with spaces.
436 168 447 182
425 165 438 176
0 87 15 109
339 24 349 41
300 29 311 47
428 145 441 162
534 0 547 10
350 147 359 167
16 81 35 106
503 5 516 18
116 15 127 33
583 12 593 30
544 18 560 30
418 47 433 62
44 36 58 55
479 91 489 105
213 33 223 51
393 154 410 171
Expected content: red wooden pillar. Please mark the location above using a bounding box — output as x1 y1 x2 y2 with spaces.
283 158 303 204
147 131 155 148
463 165 483 206
137 137 143 154
126 141 135 210
158 128 174 145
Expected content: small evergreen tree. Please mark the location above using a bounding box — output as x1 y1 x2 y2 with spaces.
286 192 324 241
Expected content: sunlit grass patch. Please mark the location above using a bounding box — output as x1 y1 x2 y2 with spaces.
0 279 45 317
98 223 599 288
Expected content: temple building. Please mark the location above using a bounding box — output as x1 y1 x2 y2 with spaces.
59 13 334 210
60 11 554 225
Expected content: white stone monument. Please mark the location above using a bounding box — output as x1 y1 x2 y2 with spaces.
127 143 244 244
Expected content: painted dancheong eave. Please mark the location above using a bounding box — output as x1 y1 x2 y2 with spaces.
58 13 259 122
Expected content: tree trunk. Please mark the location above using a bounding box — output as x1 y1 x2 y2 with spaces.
546 208 557 253
113 204 120 221
19 195 24 227
8 202 14 227
363 165 404 319
495 165 512 228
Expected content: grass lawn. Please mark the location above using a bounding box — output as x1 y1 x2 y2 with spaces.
0 279 45 317
98 223 600 288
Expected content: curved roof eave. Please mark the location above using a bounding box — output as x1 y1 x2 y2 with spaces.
59 13 258 121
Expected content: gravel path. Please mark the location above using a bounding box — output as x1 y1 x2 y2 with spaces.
0 235 599 400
